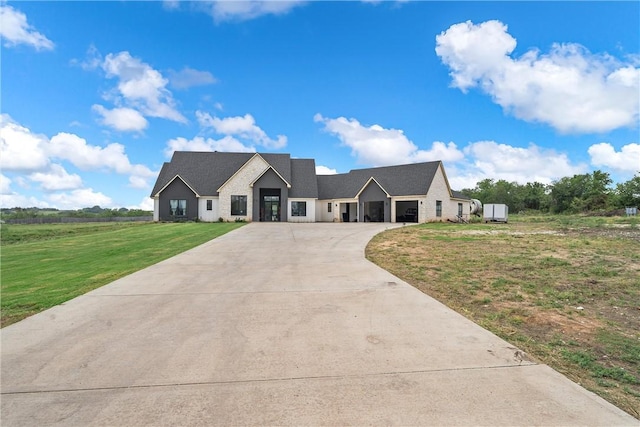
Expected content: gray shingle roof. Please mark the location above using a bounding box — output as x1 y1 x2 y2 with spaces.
318 161 442 199
451 190 471 200
151 151 317 198
151 153 459 201
290 159 318 198
261 153 292 184
151 152 253 197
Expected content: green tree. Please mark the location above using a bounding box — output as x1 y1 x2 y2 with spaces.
614 174 640 208
550 171 613 213
522 182 550 211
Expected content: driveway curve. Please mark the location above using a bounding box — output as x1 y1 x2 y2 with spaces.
1 223 636 426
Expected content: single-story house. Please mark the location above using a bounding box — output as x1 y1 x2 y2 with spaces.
150 151 471 223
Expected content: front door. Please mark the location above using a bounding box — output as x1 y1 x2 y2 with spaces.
263 195 280 221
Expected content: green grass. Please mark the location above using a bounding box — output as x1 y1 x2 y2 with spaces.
366 215 640 418
1 222 244 326
562 348 639 385
1 221 149 245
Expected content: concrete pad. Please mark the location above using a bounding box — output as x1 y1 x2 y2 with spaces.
1 223 637 426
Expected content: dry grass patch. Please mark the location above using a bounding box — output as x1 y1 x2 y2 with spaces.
366 217 640 419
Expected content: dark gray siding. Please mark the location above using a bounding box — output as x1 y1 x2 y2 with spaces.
252 168 289 222
158 178 198 221
359 180 390 222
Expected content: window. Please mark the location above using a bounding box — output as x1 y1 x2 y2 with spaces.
231 195 247 216
436 200 442 217
328 202 332 213
291 201 307 217
458 203 463 217
206 200 213 211
170 199 187 217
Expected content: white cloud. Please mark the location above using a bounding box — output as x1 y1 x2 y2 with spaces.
0 193 50 209
436 20 639 133
0 115 49 172
128 175 150 189
77 48 188 131
71 44 102 71
29 164 83 191
449 141 588 189
316 165 338 175
0 174 12 194
162 0 180 11
313 113 593 188
128 196 154 211
1 115 155 206
48 188 113 210
164 136 256 158
101 51 187 124
14 176 29 189
588 143 640 174
48 133 156 181
197 111 287 149
92 105 148 132
168 66 217 89
197 1 306 23
0 4 54 50
421 141 465 162
314 113 464 166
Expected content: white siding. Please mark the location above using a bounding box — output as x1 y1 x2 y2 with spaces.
288 198 316 223
198 197 219 222
153 197 159 221
450 198 472 222
218 155 269 222
330 199 357 222
318 200 332 222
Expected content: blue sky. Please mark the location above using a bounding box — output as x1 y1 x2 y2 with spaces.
1 1 638 210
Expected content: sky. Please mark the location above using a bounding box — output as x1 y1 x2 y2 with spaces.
1 1 639 211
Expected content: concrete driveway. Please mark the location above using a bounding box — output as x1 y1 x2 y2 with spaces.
1 223 636 426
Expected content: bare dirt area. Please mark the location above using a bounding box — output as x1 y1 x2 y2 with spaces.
366 217 640 419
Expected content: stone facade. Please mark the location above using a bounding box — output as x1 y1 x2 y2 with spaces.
424 163 451 221
218 154 269 222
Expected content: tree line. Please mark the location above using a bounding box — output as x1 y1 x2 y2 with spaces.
1 206 152 220
461 171 640 214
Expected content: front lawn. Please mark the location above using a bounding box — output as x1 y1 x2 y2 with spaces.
1 222 244 326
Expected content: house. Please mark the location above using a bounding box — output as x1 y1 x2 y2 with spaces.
150 151 471 223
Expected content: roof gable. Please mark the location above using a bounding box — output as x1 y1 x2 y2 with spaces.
355 177 391 199
150 152 254 197
250 164 292 189
217 153 268 192
317 161 442 199
152 174 199 197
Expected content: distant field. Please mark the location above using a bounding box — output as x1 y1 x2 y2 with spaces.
1 222 244 326
367 214 640 419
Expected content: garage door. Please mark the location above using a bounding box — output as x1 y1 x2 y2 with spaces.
396 200 418 223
